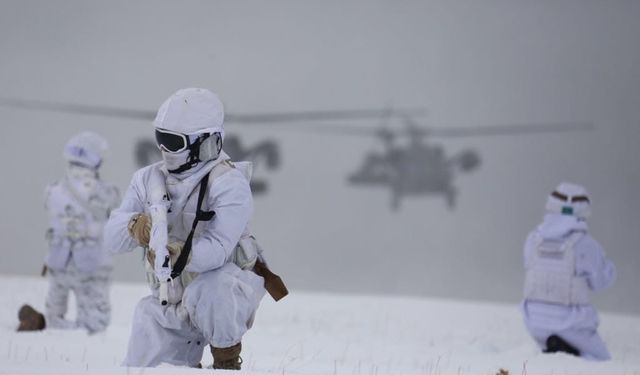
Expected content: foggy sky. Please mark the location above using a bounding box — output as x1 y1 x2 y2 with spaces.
0 1 639 313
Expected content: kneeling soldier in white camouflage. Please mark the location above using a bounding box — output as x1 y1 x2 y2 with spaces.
104 88 287 369
17 131 120 334
521 182 616 360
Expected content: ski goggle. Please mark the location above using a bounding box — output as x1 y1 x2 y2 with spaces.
551 190 590 203
155 128 191 153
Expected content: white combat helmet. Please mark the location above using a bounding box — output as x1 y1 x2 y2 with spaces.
545 182 592 219
153 88 225 174
63 131 109 169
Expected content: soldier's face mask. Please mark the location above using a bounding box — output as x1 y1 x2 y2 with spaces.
156 129 223 174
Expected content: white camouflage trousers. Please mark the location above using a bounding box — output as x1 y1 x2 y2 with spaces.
123 263 265 367
521 301 611 360
45 263 112 334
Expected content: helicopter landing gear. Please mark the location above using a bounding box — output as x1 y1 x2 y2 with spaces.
390 187 402 212
390 192 401 211
445 188 457 210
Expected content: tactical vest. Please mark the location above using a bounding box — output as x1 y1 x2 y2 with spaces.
523 232 590 305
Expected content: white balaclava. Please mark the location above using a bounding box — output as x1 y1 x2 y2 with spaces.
545 182 592 219
153 88 225 175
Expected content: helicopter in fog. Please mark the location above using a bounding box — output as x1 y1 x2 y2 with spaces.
310 116 592 210
348 127 479 210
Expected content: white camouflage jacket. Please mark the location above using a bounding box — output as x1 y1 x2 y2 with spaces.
103 155 253 274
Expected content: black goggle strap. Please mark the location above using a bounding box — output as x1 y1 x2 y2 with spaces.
181 133 211 166
171 171 215 279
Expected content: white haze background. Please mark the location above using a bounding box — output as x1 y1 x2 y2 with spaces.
0 1 639 316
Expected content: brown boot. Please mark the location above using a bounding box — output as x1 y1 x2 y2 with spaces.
211 342 242 370
17 304 46 332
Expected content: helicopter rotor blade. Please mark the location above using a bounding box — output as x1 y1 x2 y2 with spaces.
270 121 594 139
0 97 426 124
0 97 590 137
270 123 383 136
227 108 426 123
0 97 155 121
426 122 594 138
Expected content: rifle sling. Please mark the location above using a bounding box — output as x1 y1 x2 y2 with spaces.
171 172 215 279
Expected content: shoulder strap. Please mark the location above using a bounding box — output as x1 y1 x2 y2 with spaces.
171 172 215 279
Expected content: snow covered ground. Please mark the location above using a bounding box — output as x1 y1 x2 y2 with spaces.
1 276 639 375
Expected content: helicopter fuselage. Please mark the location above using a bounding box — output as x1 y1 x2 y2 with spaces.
348 143 458 209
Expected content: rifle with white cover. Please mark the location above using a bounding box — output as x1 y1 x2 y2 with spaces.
146 169 172 305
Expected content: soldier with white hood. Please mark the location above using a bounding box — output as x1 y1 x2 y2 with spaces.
17 131 120 334
521 182 616 360
104 88 286 370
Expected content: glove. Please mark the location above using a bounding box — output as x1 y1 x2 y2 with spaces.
146 242 185 266
147 242 198 289
127 213 151 246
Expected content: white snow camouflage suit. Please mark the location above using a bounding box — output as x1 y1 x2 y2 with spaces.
104 155 265 367
44 166 120 333
521 213 616 360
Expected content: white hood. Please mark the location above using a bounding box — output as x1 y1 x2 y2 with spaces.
153 88 227 176
545 182 591 219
